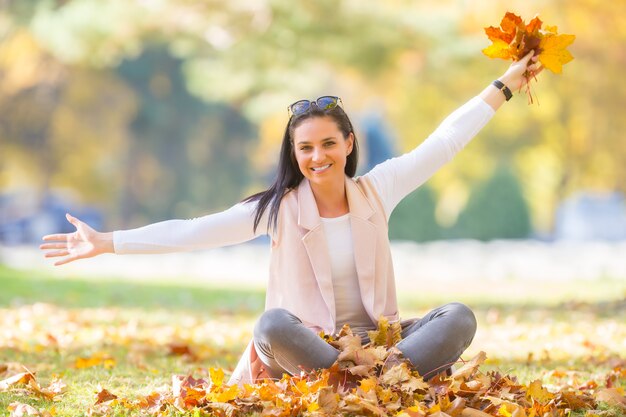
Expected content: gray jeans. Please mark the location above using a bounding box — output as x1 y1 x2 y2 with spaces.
253 302 477 380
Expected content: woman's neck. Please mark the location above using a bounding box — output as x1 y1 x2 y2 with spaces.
310 180 349 218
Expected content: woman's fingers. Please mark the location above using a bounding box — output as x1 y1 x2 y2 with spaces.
42 233 70 242
40 243 67 250
45 250 70 258
526 65 544 81
520 50 535 64
54 255 78 267
66 213 83 227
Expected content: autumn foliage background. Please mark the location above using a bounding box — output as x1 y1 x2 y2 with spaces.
1 0 626 416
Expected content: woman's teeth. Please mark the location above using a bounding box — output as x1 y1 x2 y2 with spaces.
311 164 331 172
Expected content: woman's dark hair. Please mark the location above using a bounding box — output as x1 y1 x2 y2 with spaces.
244 104 359 233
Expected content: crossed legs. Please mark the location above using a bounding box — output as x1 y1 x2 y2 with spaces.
253 302 477 379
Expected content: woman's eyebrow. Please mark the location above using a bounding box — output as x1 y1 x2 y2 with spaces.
296 137 337 145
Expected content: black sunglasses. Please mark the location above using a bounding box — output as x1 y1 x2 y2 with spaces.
287 96 343 117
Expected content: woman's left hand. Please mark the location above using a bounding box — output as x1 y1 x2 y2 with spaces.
498 50 544 91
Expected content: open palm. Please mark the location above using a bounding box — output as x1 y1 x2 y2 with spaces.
40 214 108 266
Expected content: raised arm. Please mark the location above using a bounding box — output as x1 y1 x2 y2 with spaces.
364 51 542 217
40 201 267 266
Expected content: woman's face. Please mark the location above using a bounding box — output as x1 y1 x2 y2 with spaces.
292 116 354 187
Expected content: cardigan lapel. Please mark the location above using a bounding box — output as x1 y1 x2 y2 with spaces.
298 180 336 324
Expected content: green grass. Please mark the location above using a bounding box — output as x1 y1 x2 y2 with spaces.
1 264 625 416
0 265 266 313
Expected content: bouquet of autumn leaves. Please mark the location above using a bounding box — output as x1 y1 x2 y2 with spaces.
483 12 575 103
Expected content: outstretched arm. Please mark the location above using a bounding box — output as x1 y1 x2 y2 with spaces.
364 51 542 218
40 201 267 266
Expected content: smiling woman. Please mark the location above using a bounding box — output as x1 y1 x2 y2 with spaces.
41 51 543 386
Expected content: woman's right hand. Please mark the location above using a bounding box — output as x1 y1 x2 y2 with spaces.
40 213 114 266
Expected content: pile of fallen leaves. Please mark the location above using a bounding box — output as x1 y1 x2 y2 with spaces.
482 11 576 103
3 319 625 417
1 363 66 416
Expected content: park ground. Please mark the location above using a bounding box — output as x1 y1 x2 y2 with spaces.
1 259 625 416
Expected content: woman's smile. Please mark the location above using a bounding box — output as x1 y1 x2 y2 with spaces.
310 163 332 173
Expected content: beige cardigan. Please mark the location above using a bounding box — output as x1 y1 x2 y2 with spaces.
227 175 399 385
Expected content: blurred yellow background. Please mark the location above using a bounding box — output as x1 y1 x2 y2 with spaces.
1 0 624 242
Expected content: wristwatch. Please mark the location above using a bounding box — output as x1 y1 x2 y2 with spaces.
492 80 513 101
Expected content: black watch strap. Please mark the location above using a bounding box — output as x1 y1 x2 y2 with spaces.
492 79 513 101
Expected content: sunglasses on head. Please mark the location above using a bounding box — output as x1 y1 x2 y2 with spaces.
287 96 343 117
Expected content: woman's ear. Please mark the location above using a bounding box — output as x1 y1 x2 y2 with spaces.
346 132 355 155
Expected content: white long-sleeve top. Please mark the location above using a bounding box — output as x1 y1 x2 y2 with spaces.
113 96 495 254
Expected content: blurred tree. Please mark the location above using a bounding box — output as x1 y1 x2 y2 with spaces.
389 185 442 242
0 28 67 198
115 46 256 226
452 164 532 240
0 29 135 220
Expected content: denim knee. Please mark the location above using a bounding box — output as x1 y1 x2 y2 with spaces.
253 308 298 343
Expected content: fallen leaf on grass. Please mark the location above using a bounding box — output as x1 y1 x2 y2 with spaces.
29 377 67 401
595 388 626 409
135 392 168 414
167 343 198 361
8 403 53 417
451 351 487 380
0 369 65 401
95 386 118 405
380 363 412 385
526 379 554 405
0 372 36 391
74 353 115 369
86 403 112 417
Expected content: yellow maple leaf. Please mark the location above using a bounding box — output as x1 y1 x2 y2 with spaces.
209 368 224 388
498 404 513 417
258 381 282 401
293 379 309 395
368 316 403 347
208 384 238 403
482 39 514 60
526 380 554 404
74 353 115 369
368 316 390 346
307 401 320 412
359 377 377 393
538 33 576 74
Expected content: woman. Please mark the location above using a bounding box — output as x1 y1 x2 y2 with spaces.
41 51 543 385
